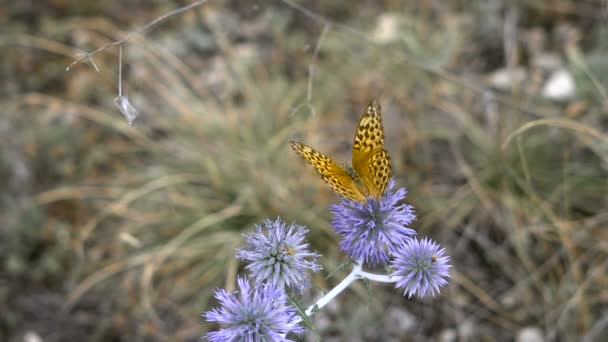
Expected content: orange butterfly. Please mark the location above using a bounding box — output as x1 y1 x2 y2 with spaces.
290 100 391 202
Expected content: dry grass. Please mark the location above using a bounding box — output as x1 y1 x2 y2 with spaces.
1 1 607 341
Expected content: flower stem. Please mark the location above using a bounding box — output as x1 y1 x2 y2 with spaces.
305 262 399 316
358 270 398 283
305 263 361 316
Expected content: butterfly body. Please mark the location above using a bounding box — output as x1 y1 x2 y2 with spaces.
290 100 391 202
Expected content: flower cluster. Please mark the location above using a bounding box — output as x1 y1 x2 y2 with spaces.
391 237 451 298
204 179 451 340
205 277 303 342
236 219 322 292
329 179 450 298
330 180 416 265
204 218 320 341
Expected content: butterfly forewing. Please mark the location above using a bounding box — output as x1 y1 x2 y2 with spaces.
351 100 391 198
352 100 385 157
290 141 367 202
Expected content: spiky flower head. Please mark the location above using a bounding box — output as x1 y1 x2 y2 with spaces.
391 237 451 298
204 277 304 342
329 180 416 265
237 218 321 292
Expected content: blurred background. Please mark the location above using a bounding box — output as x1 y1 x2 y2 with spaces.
1 1 607 341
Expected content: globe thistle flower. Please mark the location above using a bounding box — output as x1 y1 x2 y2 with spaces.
329 180 416 265
391 237 451 298
204 276 304 342
237 218 321 292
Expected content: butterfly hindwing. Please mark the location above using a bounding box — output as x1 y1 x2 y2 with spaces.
352 100 391 198
290 141 366 202
367 148 391 198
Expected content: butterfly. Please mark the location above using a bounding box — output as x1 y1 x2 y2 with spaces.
290 99 391 202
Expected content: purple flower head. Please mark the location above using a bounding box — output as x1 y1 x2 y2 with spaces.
204 276 304 341
237 218 322 292
330 180 416 265
391 237 451 298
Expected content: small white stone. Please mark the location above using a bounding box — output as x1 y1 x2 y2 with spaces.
516 326 545 342
488 67 527 90
373 13 400 43
24 331 43 342
383 307 416 333
541 69 576 101
234 43 257 60
458 320 476 340
439 328 457 342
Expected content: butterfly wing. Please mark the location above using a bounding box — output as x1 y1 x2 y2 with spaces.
352 100 391 198
290 141 367 202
